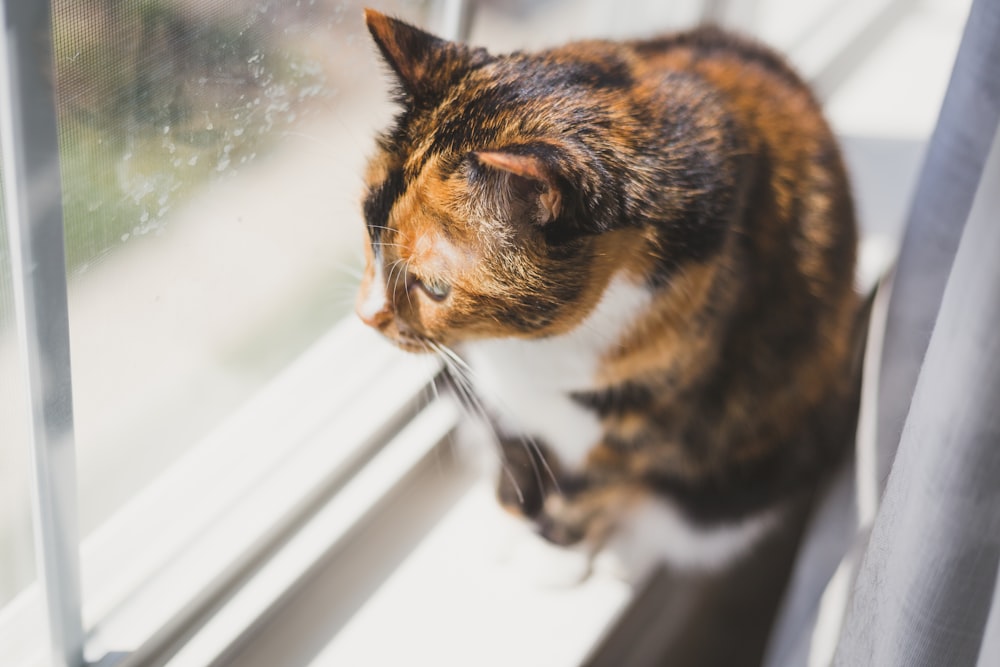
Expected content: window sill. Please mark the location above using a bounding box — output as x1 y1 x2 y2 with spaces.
195 468 640 667
304 481 637 667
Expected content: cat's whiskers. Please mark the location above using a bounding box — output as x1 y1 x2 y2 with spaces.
431 341 474 375
330 259 364 312
426 340 529 505
417 367 458 479
331 260 364 281
374 241 408 251
383 258 409 308
435 341 562 499
391 257 415 308
369 224 410 242
431 342 536 503
332 282 363 305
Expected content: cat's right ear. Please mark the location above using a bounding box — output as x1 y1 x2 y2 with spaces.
472 148 563 226
364 9 487 104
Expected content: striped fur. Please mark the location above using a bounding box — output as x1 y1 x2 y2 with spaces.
355 10 860 567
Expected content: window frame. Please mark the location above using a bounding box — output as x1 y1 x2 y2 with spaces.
0 3 85 666
0 2 458 665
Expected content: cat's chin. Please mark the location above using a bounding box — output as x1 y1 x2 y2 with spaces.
391 337 433 354
381 330 436 354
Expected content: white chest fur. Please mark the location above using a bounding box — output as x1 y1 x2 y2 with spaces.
461 273 652 470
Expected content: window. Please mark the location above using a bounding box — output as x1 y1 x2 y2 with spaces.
1 2 440 665
54 0 406 553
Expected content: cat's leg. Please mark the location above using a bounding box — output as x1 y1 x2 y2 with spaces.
494 436 552 518
490 438 597 586
530 444 635 548
536 479 779 585
486 497 594 587
593 496 779 584
519 480 642 583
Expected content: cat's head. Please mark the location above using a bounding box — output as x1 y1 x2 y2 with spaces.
355 10 646 352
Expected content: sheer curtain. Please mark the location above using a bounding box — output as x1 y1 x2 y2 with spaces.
765 0 1000 663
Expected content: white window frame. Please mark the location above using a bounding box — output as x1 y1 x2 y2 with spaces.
0 3 85 666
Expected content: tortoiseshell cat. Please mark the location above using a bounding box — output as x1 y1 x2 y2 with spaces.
355 10 861 579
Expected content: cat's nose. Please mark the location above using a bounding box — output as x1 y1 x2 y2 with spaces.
356 302 392 330
356 283 393 329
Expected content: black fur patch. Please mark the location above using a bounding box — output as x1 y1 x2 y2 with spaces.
571 381 656 416
363 166 406 244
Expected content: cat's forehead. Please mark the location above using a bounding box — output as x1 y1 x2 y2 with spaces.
392 154 464 231
394 69 556 168
365 150 482 250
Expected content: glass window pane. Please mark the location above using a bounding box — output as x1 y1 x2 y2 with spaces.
49 0 425 550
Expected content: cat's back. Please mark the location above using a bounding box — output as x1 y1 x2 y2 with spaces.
627 25 809 90
626 26 849 206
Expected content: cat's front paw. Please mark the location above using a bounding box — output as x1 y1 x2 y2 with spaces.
506 524 593 587
488 501 593 587
533 486 661 586
536 488 619 547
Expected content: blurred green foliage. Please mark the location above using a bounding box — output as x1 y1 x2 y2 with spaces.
51 0 325 272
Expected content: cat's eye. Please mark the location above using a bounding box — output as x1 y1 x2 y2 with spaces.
410 274 451 301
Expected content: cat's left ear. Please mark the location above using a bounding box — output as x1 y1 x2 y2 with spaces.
473 149 563 225
364 9 489 103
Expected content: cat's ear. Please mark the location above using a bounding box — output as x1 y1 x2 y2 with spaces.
364 9 486 103
473 149 563 225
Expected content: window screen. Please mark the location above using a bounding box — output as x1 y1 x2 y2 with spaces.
8 0 424 604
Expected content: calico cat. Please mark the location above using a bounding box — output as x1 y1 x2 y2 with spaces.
355 9 861 577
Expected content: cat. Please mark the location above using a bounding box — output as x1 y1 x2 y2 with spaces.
355 9 863 581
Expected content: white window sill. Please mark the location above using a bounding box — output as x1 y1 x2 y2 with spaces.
182 458 640 667
309 481 637 667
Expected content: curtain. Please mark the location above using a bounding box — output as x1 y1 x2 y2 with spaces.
766 0 1000 664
